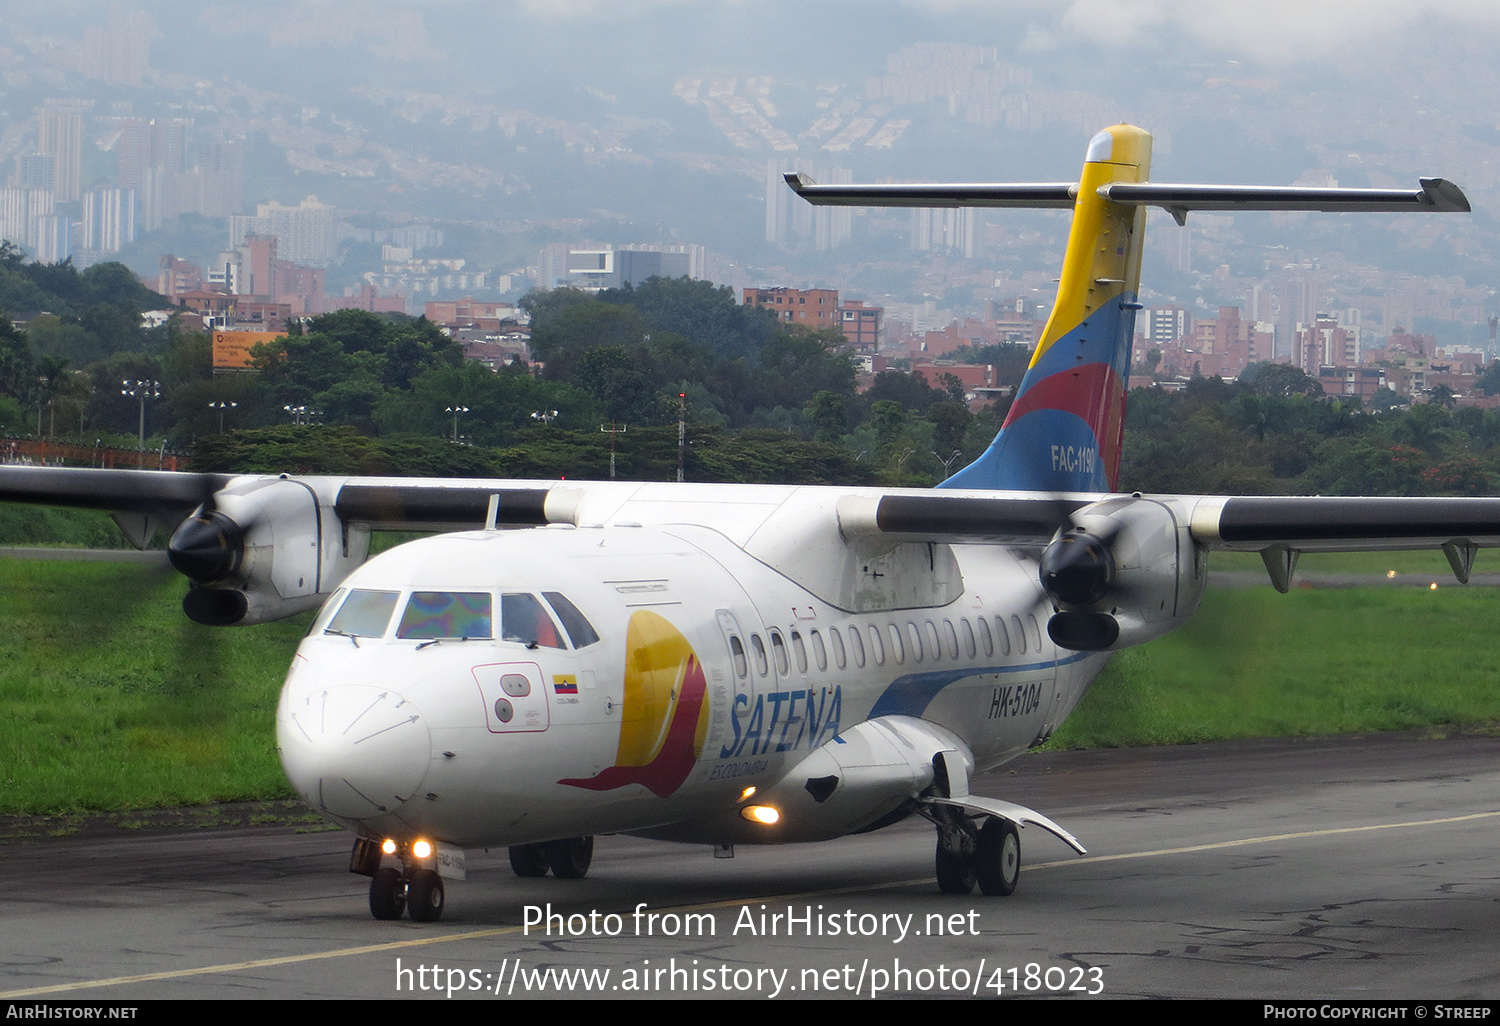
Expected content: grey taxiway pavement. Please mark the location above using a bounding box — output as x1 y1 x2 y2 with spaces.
3 732 1499 1000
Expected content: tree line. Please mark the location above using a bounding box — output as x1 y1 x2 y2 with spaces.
0 250 1495 495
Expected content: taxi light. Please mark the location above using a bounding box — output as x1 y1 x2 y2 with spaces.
412 839 433 859
381 838 398 855
740 805 780 826
738 786 757 802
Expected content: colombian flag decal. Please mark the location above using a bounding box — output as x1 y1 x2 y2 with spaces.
558 610 710 798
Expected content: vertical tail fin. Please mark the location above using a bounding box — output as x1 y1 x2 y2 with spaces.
942 125 1151 493
786 124 1467 495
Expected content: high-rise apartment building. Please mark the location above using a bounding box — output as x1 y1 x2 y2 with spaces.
81 5 153 87
231 197 337 267
16 153 55 192
0 188 56 252
765 160 851 250
37 101 87 202
82 188 138 253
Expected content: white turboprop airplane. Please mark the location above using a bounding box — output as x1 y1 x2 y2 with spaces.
0 125 1493 923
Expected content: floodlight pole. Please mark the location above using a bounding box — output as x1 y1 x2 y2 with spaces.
600 421 627 480
676 392 687 483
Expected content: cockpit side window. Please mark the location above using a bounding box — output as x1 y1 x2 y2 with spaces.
501 592 565 649
309 588 347 636
326 589 400 638
397 591 493 640
542 592 601 648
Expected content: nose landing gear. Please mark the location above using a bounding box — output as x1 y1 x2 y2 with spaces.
353 837 450 922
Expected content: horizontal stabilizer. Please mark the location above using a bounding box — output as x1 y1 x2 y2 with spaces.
786 173 1469 225
1102 178 1470 225
784 173 1076 209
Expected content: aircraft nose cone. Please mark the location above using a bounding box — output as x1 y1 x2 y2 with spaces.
278 685 430 819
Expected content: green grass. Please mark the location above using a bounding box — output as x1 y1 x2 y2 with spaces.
0 559 308 815
1048 585 1500 748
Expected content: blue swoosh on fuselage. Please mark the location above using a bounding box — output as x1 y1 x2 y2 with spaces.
868 649 1097 719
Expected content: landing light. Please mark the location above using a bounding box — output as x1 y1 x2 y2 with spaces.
412 839 433 859
1429 582 1439 590
738 786 757 802
741 805 780 826
1387 570 1397 578
381 838 398 855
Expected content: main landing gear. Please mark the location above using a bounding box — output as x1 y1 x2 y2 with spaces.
508 836 594 879
930 811 1021 896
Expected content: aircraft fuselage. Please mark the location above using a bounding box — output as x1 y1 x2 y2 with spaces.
276 518 1109 851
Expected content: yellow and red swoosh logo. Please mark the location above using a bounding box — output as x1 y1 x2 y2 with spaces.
559 610 709 798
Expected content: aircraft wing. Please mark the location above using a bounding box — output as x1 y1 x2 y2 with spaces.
1188 494 1500 589
0 466 556 533
835 489 1500 595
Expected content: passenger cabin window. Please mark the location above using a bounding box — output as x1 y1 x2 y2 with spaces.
501 593 564 648
1011 615 1027 655
809 630 827 671
770 629 790 676
729 635 749 678
847 626 865 668
995 616 1012 656
867 625 885 665
828 627 845 669
960 618 977 658
790 630 809 673
887 623 905 664
976 616 994 657
751 634 769 676
943 620 960 660
906 622 924 663
327 589 400 638
398 591 492 640
543 592 600 648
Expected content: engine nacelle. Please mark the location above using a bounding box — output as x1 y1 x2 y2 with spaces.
1040 496 1205 651
169 476 369 626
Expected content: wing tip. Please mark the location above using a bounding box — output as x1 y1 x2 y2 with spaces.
1419 177 1471 213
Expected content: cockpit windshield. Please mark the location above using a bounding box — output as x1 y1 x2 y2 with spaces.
326 589 400 637
396 591 493 640
500 592 564 648
320 587 598 649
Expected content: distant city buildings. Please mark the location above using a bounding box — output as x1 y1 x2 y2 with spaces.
538 243 707 291
80 5 153 87
764 160 851 250
37 101 86 203
742 286 839 329
231 197 338 267
82 188 139 253
838 300 882 351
